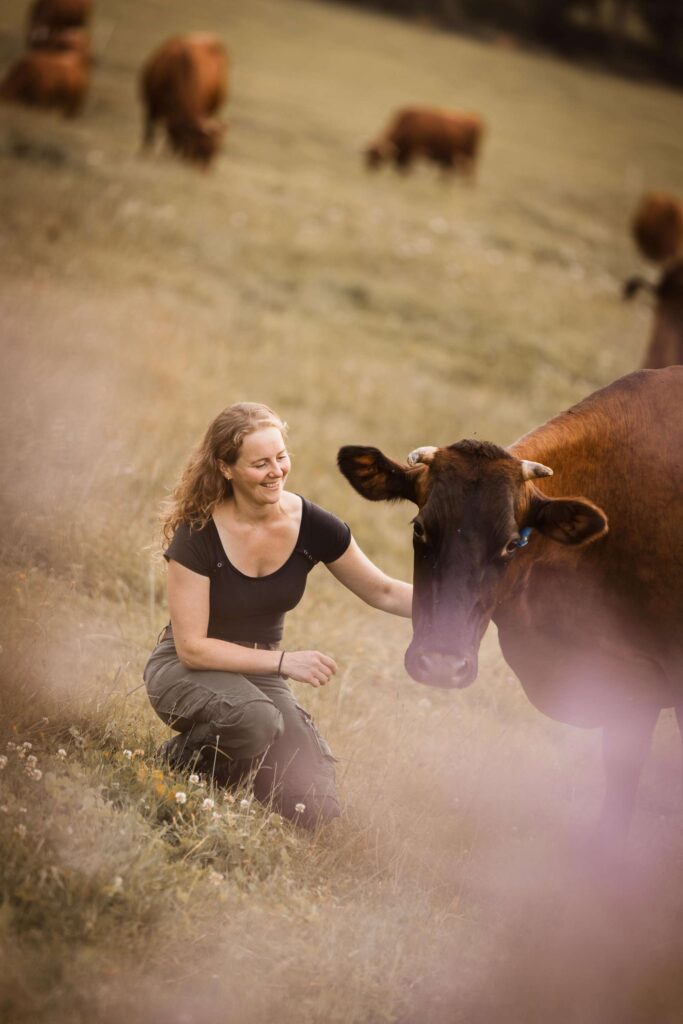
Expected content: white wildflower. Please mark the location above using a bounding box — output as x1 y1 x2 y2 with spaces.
294 802 306 814
0 755 7 769
208 870 224 885
15 824 27 838
211 811 222 821
240 798 250 810
57 748 67 759
123 749 133 759
21 742 32 750
6 742 16 750
175 791 187 804
189 774 200 785
111 875 123 892
202 798 215 811
30 769 42 781
18 807 27 814
26 754 38 766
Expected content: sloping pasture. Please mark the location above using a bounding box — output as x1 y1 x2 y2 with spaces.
1 1 683 1021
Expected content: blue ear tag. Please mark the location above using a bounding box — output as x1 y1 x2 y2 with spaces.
516 527 532 548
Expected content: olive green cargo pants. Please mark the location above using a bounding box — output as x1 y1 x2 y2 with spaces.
143 638 340 828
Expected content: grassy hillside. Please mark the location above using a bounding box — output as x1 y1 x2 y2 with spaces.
1 1 683 1021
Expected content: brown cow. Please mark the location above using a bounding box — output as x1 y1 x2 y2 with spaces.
338 368 683 840
365 106 484 178
624 260 683 369
140 34 228 168
0 49 88 117
27 0 92 44
631 191 683 264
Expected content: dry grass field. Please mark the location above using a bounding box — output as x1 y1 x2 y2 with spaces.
1 1 683 1022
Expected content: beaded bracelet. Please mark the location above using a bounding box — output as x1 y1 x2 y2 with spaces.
277 650 287 679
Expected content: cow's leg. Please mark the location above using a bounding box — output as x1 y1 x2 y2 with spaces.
599 706 659 842
394 146 412 174
142 111 157 151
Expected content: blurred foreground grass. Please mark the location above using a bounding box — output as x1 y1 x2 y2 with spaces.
1 0 683 1021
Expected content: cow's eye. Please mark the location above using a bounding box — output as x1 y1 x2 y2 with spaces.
412 518 426 541
502 537 521 558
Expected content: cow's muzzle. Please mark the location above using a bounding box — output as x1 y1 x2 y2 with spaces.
405 643 477 689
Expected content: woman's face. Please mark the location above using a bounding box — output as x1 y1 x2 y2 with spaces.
225 427 291 505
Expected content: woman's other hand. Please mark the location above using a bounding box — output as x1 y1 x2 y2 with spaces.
281 650 337 687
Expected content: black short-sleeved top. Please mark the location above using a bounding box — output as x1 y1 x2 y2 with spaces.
163 496 352 645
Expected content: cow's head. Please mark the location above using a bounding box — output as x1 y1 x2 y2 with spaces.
364 140 396 169
168 116 227 167
338 442 608 689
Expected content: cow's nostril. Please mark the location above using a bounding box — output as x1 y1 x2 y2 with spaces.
451 657 471 682
417 652 431 674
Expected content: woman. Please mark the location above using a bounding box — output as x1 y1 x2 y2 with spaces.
144 402 412 828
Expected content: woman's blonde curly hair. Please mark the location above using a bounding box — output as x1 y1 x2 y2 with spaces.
160 402 288 543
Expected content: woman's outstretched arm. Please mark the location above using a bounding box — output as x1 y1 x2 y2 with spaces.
325 538 412 617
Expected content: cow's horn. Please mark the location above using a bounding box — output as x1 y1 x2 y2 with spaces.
520 459 553 480
407 446 438 466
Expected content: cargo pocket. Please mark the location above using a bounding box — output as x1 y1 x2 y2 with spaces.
295 704 337 763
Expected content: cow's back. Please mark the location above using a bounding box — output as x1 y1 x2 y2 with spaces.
141 34 226 119
28 0 92 32
632 192 683 264
389 107 481 150
1 49 87 112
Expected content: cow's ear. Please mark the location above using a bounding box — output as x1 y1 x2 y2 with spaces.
530 496 608 546
337 446 421 503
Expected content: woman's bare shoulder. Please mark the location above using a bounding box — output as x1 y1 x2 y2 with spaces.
281 490 303 521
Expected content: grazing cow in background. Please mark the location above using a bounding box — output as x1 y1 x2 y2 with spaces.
0 49 88 117
631 191 683 264
27 0 92 43
338 368 683 841
365 106 484 179
624 260 683 368
140 34 228 168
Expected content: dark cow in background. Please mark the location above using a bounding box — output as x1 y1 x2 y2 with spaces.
624 260 683 368
27 0 92 44
0 48 88 116
140 34 228 168
631 191 683 265
365 106 485 179
339 368 683 840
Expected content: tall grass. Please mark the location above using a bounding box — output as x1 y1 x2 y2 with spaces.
1 0 683 1020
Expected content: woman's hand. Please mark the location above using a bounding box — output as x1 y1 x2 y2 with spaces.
280 650 337 688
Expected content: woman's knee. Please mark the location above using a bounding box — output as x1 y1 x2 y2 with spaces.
209 697 284 759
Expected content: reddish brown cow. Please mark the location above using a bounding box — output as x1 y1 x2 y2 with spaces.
365 106 485 178
624 260 683 369
0 49 88 117
27 0 92 44
631 191 683 264
338 368 683 840
140 34 228 168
